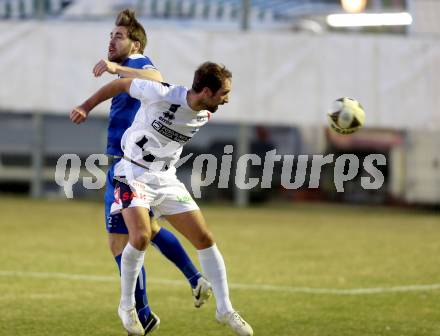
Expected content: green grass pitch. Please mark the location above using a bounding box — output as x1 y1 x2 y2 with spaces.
0 196 439 335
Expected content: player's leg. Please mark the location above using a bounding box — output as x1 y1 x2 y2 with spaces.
109 229 158 334
150 221 204 290
164 210 253 336
118 206 152 336
105 166 157 332
110 175 158 335
107 168 207 318
163 210 229 311
150 218 211 308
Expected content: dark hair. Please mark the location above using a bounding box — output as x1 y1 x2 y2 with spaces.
115 9 147 53
192 62 232 94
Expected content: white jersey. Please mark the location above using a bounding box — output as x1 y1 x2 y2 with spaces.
116 78 211 178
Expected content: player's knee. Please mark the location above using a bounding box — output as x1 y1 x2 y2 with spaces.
130 230 151 250
195 230 214 249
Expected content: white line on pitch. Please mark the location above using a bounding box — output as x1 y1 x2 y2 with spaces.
1 270 440 295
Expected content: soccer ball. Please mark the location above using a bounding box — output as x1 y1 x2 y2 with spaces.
328 97 365 135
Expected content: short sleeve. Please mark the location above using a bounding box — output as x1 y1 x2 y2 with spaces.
129 78 168 102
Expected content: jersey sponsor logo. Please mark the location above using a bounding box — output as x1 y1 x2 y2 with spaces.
162 104 180 120
113 181 148 209
176 195 193 203
159 104 181 125
151 120 191 143
159 116 173 125
162 112 175 120
122 191 133 202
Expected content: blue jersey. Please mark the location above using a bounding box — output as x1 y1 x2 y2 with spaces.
106 54 157 156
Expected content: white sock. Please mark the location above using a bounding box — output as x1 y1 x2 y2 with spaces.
197 244 233 315
120 242 145 310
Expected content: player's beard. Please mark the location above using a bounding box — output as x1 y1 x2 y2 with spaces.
201 97 219 113
108 51 126 63
108 45 132 64
206 105 219 113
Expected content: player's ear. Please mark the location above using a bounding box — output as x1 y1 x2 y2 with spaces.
202 87 213 97
132 40 141 53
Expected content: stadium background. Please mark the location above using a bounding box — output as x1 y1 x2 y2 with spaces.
0 1 439 335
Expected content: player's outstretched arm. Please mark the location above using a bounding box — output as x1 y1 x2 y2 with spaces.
92 59 164 82
70 78 133 124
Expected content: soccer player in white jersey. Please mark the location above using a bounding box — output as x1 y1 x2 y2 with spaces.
71 62 253 336
73 9 211 335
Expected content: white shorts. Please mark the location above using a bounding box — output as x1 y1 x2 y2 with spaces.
110 175 199 218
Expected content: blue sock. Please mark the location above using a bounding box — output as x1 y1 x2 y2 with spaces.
115 254 151 327
151 227 201 288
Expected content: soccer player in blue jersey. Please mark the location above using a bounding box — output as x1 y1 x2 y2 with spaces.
73 9 211 335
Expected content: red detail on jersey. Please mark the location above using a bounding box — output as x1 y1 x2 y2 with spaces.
207 112 212 120
121 190 139 202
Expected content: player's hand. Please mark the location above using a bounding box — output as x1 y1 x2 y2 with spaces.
93 59 118 77
70 106 88 124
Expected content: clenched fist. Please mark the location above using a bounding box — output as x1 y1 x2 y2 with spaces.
93 59 118 77
70 106 88 124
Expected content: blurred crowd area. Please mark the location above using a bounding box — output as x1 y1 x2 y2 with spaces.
0 0 414 32
1 113 438 206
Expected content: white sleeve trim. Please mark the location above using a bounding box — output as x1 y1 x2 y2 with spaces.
142 64 157 70
128 54 147 60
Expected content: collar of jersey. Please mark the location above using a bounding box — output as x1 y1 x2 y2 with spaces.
127 54 145 60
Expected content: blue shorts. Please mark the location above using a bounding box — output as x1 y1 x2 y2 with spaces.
105 159 128 234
